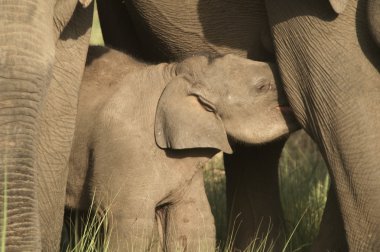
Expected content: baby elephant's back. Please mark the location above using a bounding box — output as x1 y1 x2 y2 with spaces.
67 47 146 208
81 46 146 107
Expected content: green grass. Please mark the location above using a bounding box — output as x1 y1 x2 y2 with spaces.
90 1 104 46
203 131 329 252
203 152 227 244
1 162 7 252
279 131 329 251
63 196 110 252
0 141 9 252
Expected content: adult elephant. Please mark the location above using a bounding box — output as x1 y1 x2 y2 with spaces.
265 0 380 250
97 0 288 250
0 0 93 250
97 0 380 250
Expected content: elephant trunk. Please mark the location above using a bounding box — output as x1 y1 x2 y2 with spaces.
0 1 56 250
0 63 53 251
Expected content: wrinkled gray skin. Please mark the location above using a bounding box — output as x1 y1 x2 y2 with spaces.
0 0 93 251
66 46 298 251
97 0 380 251
266 0 380 250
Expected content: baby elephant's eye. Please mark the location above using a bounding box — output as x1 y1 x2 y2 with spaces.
197 96 216 112
255 80 273 92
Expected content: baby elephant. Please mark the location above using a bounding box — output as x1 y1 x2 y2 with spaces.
66 46 298 251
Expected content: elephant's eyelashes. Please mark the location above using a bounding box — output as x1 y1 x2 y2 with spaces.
255 80 272 92
196 95 216 112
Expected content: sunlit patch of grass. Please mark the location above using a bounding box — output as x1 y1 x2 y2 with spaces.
279 131 329 252
222 219 276 252
203 131 329 252
63 197 110 252
0 139 11 252
90 1 104 46
204 152 227 245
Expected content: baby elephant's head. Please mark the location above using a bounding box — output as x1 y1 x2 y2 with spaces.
155 54 299 153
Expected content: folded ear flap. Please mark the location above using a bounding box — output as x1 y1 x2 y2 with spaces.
155 77 233 154
328 0 348 14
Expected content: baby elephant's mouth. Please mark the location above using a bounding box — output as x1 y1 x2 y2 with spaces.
276 105 301 132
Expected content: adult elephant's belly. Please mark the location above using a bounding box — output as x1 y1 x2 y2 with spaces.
127 0 273 61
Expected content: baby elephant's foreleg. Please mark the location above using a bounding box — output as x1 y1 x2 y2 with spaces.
164 171 216 251
106 199 159 251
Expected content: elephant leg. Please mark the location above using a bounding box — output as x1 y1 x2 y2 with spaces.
164 171 216 251
96 0 145 58
266 0 380 248
106 200 157 251
306 98 380 250
0 1 61 250
312 184 348 252
0 0 92 250
36 3 94 251
225 140 286 251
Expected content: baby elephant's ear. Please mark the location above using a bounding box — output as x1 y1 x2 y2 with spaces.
155 77 233 154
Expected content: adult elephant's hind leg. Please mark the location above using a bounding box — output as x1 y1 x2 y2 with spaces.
225 140 286 251
164 171 216 251
96 0 145 59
